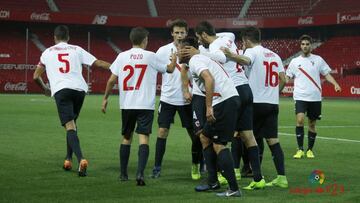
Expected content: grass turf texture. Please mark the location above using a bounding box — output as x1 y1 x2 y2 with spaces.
0 94 359 203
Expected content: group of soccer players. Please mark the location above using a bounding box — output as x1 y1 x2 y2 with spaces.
33 18 341 198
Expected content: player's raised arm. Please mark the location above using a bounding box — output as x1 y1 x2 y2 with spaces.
102 74 118 114
221 47 251 66
33 64 51 96
92 60 111 70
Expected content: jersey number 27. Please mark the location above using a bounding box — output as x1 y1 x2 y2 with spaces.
123 64 147 91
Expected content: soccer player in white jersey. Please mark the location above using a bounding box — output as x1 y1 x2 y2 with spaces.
222 27 288 188
150 19 203 180
179 37 241 197
101 27 176 186
287 35 341 159
33 25 111 177
188 21 265 189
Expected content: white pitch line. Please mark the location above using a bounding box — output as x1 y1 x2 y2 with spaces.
279 132 360 143
279 125 360 129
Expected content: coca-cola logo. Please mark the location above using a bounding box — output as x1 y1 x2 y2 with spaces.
298 16 313 25
0 10 10 19
4 82 27 91
30 12 50 21
341 14 360 22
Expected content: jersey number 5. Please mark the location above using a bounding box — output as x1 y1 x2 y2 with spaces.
58 53 70 73
263 61 279 87
123 64 147 91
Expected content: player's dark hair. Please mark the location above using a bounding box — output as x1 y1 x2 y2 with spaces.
180 37 199 49
129 27 149 45
169 19 188 32
299 34 313 43
54 25 69 41
194 21 216 36
241 27 261 43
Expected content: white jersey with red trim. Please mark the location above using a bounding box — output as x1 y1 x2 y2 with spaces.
156 42 191 105
110 48 167 110
39 42 97 96
189 54 238 106
244 45 284 105
208 36 249 86
286 54 331 101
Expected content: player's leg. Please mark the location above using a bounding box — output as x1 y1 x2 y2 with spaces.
241 141 252 178
306 101 321 158
240 130 265 190
211 97 241 197
151 101 176 178
119 109 136 181
135 110 154 186
264 104 288 188
178 104 202 180
294 100 306 158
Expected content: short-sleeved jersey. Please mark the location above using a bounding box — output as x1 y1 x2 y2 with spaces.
39 42 97 96
189 54 238 106
110 48 167 110
244 45 284 105
208 36 249 87
286 54 331 101
156 43 191 105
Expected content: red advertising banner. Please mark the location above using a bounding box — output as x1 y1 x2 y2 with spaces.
282 84 360 98
1 9 359 29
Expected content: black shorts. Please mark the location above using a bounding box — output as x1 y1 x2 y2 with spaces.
295 100 322 120
203 96 240 145
253 103 278 139
158 101 193 129
192 95 206 135
235 84 253 131
122 109 154 139
54 88 85 126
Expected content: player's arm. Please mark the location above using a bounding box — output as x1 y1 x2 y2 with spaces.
200 70 216 123
180 64 192 103
102 74 118 114
324 74 341 92
220 47 251 65
33 64 50 96
92 60 111 70
166 52 177 73
279 72 287 93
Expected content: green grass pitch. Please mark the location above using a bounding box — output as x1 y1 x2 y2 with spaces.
0 94 359 203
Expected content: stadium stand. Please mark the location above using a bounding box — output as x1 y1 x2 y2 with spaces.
0 0 49 12
309 0 360 14
246 0 312 17
154 0 244 18
55 0 150 16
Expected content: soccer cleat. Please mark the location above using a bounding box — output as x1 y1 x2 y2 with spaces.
151 166 161 178
216 189 242 197
265 175 288 188
191 164 201 180
234 168 241 181
63 160 72 171
78 159 88 177
218 172 228 185
136 176 146 186
119 174 129 181
293 150 305 159
306 150 315 158
195 182 220 192
243 179 266 190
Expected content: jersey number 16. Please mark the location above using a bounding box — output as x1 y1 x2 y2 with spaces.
263 61 279 87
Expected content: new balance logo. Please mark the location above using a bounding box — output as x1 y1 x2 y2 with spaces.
92 15 108 25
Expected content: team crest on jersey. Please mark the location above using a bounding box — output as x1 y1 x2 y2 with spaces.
311 61 315 66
